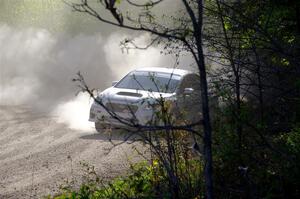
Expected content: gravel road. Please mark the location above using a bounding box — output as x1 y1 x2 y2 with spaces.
0 105 140 198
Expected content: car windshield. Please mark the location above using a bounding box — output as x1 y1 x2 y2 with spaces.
115 71 181 93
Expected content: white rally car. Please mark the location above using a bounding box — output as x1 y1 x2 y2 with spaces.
89 67 202 132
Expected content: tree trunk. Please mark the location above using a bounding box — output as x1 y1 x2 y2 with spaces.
196 1 214 198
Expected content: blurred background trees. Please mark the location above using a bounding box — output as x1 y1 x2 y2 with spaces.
205 0 300 197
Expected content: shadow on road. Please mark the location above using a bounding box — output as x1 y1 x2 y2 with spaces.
80 130 139 142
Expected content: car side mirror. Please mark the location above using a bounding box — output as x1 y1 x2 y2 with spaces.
112 81 118 86
184 88 194 94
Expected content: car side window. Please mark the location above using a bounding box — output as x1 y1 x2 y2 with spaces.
178 74 201 94
175 74 202 122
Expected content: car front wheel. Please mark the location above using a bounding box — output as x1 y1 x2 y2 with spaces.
94 122 109 133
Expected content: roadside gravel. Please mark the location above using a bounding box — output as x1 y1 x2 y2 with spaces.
0 106 141 198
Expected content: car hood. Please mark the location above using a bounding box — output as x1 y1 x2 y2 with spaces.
99 87 175 104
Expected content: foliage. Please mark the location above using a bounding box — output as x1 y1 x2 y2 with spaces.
49 158 203 199
202 0 300 197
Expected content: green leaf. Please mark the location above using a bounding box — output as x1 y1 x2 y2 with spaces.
281 58 290 66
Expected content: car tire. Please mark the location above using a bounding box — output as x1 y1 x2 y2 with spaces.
95 122 107 133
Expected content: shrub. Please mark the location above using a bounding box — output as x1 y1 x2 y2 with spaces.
49 158 203 199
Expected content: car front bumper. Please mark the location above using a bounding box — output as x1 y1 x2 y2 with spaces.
89 102 154 127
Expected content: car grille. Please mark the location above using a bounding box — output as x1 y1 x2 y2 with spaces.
105 102 138 114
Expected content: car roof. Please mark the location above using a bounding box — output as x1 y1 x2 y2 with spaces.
134 67 191 76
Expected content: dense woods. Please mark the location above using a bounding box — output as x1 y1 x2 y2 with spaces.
206 0 300 198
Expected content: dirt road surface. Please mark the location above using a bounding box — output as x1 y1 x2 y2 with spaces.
0 106 140 198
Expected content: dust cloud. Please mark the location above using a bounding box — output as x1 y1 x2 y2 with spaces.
0 0 195 131
0 24 184 130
